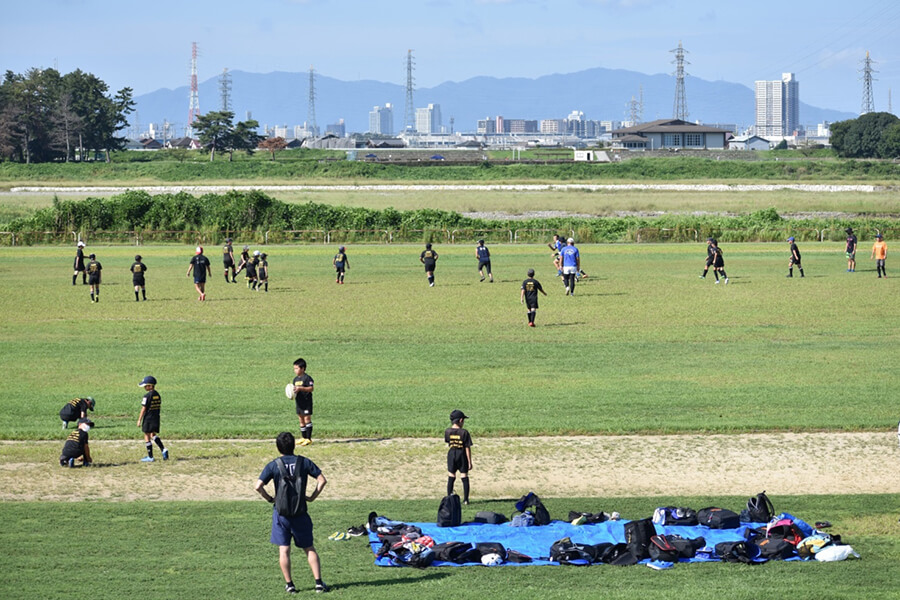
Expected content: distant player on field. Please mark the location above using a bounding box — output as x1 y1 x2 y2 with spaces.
235 245 251 278
700 237 715 279
333 246 348 284
59 396 95 430
871 233 887 278
59 418 94 467
137 375 168 462
845 227 858 272
86 253 102 303
246 250 260 290
258 252 269 291
786 237 804 278
186 246 211 301
520 268 547 327
130 254 148 301
710 239 728 284
223 238 237 283
445 410 473 505
548 234 564 278
475 239 493 283
292 358 316 446
560 238 580 295
420 243 439 287
73 240 86 285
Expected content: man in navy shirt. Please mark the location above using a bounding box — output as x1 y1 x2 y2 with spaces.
560 238 581 296
475 239 493 282
255 432 328 595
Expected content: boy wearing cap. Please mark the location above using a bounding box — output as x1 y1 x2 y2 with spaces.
137 375 168 462
223 238 237 283
73 241 87 285
475 239 493 283
131 255 148 301
787 237 804 278
86 253 102 302
333 246 348 284
521 268 547 327
445 410 473 505
871 234 887 278
548 234 564 277
187 246 212 301
60 418 94 467
292 358 315 446
700 238 715 279
246 251 260 290
60 397 95 429
258 252 269 291
560 238 580 295
420 243 438 287
845 227 858 272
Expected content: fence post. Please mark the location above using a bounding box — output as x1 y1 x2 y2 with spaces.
819 228 828 242
264 230 269 245
508 230 513 244
70 231 77 243
385 230 392 244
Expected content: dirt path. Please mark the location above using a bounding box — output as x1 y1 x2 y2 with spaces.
3 432 898 502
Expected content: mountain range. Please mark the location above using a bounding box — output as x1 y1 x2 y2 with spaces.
132 67 856 137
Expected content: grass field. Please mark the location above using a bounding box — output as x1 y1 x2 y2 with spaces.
1 496 897 600
0 242 896 440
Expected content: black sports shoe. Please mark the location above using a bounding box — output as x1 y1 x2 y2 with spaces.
347 525 367 537
285 583 297 594
315 583 329 593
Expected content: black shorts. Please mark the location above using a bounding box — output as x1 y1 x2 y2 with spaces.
193 275 207 284
88 275 100 285
478 260 491 273
335 265 345 273
713 259 724 268
141 414 160 434
705 257 714 267
223 258 234 268
295 399 313 416
526 298 539 310
447 450 469 474
424 262 436 272
60 407 78 422
790 258 801 266
74 264 85 272
133 276 145 287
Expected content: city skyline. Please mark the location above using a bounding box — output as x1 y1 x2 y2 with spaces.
1 0 897 117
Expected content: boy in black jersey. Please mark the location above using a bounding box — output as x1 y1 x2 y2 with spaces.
333 246 348 284
73 241 86 285
787 237 804 278
258 252 269 291
137 375 168 462
246 250 260 290
709 239 729 284
845 227 858 272
59 418 94 467
420 243 438 287
187 246 212 301
445 410 473 504
223 238 237 283
475 239 493 282
131 254 148 301
292 358 316 446
59 396 95 429
86 253 102 302
520 268 547 327
235 245 251 278
700 238 715 279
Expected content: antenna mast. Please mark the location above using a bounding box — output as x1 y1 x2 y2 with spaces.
860 51 877 115
187 42 200 137
308 65 318 136
404 50 416 132
671 41 689 121
219 68 232 112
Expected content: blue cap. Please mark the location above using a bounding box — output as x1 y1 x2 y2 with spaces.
138 375 157 387
787 237 795 242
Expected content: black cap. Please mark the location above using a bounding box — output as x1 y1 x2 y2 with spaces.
527 268 535 276
478 239 484 244
845 227 854 234
450 409 468 422
89 253 96 259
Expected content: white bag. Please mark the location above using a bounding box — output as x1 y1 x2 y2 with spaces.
815 545 860 562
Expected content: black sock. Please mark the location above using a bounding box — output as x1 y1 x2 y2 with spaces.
447 477 455 496
799 269 804 277
789 268 793 276
462 478 470 502
720 270 728 279
135 291 140 301
73 275 77 285
264 282 268 291
713 271 719 280
145 442 153 458
90 292 94 301
154 436 165 450
142 289 146 299
307 424 313 440
528 312 534 323
701 268 708 277
315 579 323 586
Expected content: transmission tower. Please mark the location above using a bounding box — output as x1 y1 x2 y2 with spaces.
187 42 200 137
219 68 232 112
627 95 640 124
307 65 318 137
671 41 689 121
860 51 877 115
404 50 416 132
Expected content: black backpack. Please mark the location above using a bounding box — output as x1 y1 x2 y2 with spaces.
432 541 474 563
745 491 775 523
549 537 594 565
598 543 637 566
274 457 304 517
624 518 656 560
437 494 462 527
756 537 796 560
474 511 508 524
648 535 680 562
515 492 551 526
698 507 741 529
664 535 706 559
715 541 757 564
567 511 609 524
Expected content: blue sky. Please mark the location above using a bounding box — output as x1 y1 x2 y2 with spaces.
2 0 897 113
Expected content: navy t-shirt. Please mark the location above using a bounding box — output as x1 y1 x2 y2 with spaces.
259 454 322 515
476 245 490 261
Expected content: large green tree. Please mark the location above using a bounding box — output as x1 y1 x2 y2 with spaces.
192 111 234 161
830 112 900 158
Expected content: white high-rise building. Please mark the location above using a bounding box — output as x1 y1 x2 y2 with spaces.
755 73 799 137
368 104 394 135
415 103 442 134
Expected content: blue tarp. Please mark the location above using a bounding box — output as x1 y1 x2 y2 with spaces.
370 518 775 567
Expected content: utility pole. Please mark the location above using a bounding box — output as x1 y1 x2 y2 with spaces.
187 42 200 138
671 41 689 121
404 50 416 133
860 51 876 115
219 68 232 112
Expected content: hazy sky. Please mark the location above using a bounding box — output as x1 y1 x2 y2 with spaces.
2 0 897 113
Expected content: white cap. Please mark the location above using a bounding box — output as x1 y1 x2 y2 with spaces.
567 237 574 243
253 250 261 256
195 246 203 254
77 241 85 247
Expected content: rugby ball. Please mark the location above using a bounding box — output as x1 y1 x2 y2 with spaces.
481 553 503 566
285 383 294 399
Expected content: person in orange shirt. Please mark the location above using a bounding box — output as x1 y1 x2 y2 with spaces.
871 233 887 278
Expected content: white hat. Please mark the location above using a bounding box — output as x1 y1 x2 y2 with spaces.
567 237 575 243
195 246 203 254
253 250 261 256
77 241 85 247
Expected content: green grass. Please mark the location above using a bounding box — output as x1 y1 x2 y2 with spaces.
0 242 896 440
0 495 896 600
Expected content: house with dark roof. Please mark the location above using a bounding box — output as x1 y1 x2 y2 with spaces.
140 138 163 150
611 119 728 150
165 137 202 150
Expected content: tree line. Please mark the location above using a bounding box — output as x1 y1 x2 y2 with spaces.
0 68 135 163
830 112 900 159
